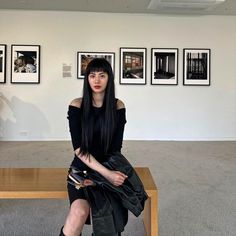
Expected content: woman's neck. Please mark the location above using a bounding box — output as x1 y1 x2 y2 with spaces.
92 93 105 107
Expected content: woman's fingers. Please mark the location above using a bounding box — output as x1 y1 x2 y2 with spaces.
113 171 128 186
83 179 95 186
105 170 128 186
116 171 128 179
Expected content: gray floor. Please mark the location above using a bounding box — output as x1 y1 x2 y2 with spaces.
0 141 236 236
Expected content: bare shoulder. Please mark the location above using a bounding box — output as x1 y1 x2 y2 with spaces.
70 98 82 108
116 99 125 110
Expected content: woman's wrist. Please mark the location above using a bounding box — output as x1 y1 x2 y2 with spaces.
98 167 111 179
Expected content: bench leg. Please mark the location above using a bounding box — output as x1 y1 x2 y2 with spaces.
143 192 158 236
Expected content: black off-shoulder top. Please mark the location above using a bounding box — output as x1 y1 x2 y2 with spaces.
67 104 126 170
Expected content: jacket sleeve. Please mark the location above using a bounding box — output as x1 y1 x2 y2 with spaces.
67 105 82 150
111 108 127 152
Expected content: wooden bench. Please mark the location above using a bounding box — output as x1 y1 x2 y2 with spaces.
0 167 158 236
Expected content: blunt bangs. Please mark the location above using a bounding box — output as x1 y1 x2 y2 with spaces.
86 58 112 76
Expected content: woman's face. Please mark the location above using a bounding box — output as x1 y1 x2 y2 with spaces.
88 71 109 94
16 59 23 67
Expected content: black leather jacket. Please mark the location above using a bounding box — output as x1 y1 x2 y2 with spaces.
84 152 148 236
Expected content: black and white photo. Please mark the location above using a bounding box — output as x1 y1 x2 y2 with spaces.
120 47 146 85
183 48 210 86
11 45 40 84
0 44 6 83
151 48 178 85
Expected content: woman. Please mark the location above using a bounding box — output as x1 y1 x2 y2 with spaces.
60 58 127 236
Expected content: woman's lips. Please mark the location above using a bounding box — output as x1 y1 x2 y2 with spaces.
94 86 101 89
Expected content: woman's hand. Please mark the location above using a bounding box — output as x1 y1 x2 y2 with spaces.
105 170 128 186
83 179 95 186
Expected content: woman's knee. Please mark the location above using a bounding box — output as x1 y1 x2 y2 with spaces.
69 200 90 220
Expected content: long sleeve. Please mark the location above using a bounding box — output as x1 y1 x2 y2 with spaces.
111 108 127 152
67 105 82 150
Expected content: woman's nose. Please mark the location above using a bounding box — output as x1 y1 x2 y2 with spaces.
94 76 100 83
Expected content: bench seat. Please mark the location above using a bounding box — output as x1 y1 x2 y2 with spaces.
0 167 158 236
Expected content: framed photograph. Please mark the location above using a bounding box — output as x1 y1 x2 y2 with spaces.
0 44 6 83
151 48 178 85
77 52 115 79
183 48 210 86
11 45 40 84
120 47 146 85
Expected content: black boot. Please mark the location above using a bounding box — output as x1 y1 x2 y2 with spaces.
60 227 82 236
92 234 120 236
59 227 65 236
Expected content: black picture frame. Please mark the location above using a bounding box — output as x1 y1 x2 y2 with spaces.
183 48 210 86
77 52 115 79
11 44 40 84
119 47 147 85
151 48 178 85
0 44 7 84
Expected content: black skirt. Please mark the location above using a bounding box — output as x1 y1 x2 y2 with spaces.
67 181 87 205
67 166 88 205
67 170 91 224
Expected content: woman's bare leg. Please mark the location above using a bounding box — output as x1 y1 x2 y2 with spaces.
63 199 90 236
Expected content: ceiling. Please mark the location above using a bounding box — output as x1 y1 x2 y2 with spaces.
0 0 236 15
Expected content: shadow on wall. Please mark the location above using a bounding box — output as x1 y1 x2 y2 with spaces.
0 93 50 140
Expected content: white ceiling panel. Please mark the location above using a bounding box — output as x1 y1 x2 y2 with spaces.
0 0 235 15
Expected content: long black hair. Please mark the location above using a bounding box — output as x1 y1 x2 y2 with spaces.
80 58 117 157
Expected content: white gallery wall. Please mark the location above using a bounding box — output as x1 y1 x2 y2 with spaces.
0 10 236 141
